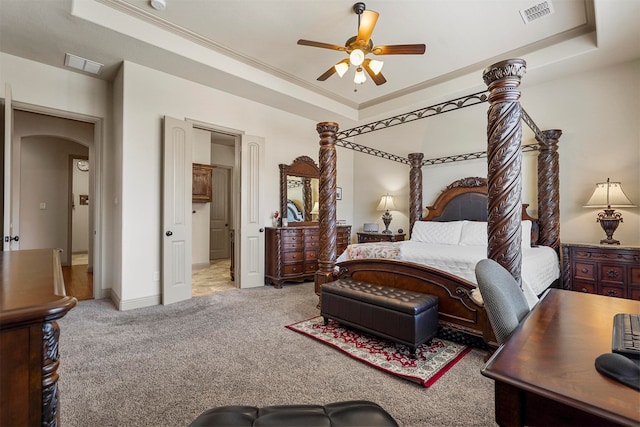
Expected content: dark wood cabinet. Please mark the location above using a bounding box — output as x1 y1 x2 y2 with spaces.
562 242 640 300
192 163 214 203
265 225 351 288
0 249 77 426
357 232 405 243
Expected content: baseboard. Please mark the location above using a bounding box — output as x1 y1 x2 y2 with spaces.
117 294 161 311
192 262 210 270
94 287 111 300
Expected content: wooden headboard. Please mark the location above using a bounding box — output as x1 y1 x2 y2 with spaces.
422 177 539 245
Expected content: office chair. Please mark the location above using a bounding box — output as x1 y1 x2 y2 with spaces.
475 259 530 345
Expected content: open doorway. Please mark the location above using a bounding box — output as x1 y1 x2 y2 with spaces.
191 128 237 297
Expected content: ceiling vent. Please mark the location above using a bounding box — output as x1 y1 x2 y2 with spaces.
519 1 555 24
64 53 103 75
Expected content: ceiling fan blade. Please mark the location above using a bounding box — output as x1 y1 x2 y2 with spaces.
356 10 379 44
362 59 387 86
317 65 338 81
297 39 346 51
372 44 426 55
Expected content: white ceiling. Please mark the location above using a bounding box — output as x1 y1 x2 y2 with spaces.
1 0 639 121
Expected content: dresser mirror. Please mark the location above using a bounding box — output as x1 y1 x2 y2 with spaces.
279 156 319 225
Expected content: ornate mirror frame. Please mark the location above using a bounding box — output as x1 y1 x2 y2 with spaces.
279 156 320 226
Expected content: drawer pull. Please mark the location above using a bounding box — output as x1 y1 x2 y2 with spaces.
606 290 618 297
580 288 588 293
581 268 588 274
606 269 619 278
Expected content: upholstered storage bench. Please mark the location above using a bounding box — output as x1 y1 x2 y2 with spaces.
189 400 399 426
321 279 439 356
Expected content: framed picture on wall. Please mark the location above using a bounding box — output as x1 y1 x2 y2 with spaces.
336 187 342 200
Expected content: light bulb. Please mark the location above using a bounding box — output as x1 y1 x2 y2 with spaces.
368 59 384 75
335 62 349 78
354 67 367 84
349 49 365 66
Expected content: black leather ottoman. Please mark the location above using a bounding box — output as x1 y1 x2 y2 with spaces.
188 400 398 426
321 279 439 356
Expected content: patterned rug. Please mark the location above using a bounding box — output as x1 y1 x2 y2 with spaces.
286 316 471 387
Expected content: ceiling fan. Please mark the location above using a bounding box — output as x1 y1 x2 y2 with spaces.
297 2 426 86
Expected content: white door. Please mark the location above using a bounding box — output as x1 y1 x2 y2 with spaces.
210 166 231 259
3 84 18 251
162 116 193 305
239 135 265 288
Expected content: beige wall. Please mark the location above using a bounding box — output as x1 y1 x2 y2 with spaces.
351 59 640 246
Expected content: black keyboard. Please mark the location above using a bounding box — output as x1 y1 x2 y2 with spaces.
613 313 640 359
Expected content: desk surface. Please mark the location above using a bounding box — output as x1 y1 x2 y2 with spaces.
482 289 640 426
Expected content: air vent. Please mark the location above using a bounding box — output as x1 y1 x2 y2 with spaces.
64 53 103 75
519 1 555 24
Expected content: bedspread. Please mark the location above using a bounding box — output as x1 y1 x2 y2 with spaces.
337 241 560 309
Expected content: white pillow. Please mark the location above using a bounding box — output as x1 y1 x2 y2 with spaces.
458 220 533 247
411 221 464 245
459 221 488 246
521 220 532 248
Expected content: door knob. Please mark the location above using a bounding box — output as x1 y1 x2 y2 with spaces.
165 231 173 236
259 228 264 232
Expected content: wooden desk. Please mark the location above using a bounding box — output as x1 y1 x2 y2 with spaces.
0 249 77 426
482 289 640 427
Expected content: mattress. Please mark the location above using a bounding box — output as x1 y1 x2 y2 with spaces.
337 241 560 309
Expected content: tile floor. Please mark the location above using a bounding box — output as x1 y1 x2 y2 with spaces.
192 258 236 296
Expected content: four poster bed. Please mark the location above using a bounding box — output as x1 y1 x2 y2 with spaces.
312 59 563 349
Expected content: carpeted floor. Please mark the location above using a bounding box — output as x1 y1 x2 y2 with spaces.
58 282 496 427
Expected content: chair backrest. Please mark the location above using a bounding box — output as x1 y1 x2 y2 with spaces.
475 259 530 345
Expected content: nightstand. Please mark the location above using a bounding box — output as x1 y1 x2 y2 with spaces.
561 242 640 300
357 232 405 243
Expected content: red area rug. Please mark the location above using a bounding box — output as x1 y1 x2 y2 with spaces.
286 316 471 387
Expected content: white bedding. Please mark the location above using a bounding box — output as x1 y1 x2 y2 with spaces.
336 240 560 309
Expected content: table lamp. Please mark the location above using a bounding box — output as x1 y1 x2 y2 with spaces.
584 178 636 244
377 194 396 234
311 201 319 220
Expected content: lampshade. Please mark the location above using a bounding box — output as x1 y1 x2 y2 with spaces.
377 194 396 211
349 49 365 66
353 67 367 84
368 59 384 75
311 201 319 215
334 62 349 78
584 179 636 208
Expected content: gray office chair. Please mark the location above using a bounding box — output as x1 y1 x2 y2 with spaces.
475 259 530 345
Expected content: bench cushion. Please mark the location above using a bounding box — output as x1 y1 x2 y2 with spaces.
322 279 438 315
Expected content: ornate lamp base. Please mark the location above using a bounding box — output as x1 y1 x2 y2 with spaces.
381 210 392 234
597 209 623 245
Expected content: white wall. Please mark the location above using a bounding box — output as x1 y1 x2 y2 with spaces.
117 60 333 304
351 59 640 246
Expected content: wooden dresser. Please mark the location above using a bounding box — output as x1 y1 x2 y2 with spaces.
357 232 405 243
265 225 351 288
562 242 640 300
0 249 77 426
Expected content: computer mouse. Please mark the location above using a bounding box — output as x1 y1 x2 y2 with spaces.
595 353 640 390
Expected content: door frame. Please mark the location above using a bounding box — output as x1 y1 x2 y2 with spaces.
68 155 89 265
10 101 104 297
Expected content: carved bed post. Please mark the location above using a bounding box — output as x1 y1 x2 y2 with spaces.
303 177 312 221
315 122 339 297
279 164 287 224
537 129 562 252
483 59 527 285
408 153 424 237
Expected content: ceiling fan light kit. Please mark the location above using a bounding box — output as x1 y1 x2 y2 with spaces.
297 2 425 87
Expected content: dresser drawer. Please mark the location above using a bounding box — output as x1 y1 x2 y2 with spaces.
574 262 595 280
304 262 318 273
305 250 317 260
305 234 320 244
283 263 304 275
599 284 626 299
629 287 640 301
631 267 640 286
573 281 596 294
283 251 303 263
281 241 303 251
599 264 625 285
